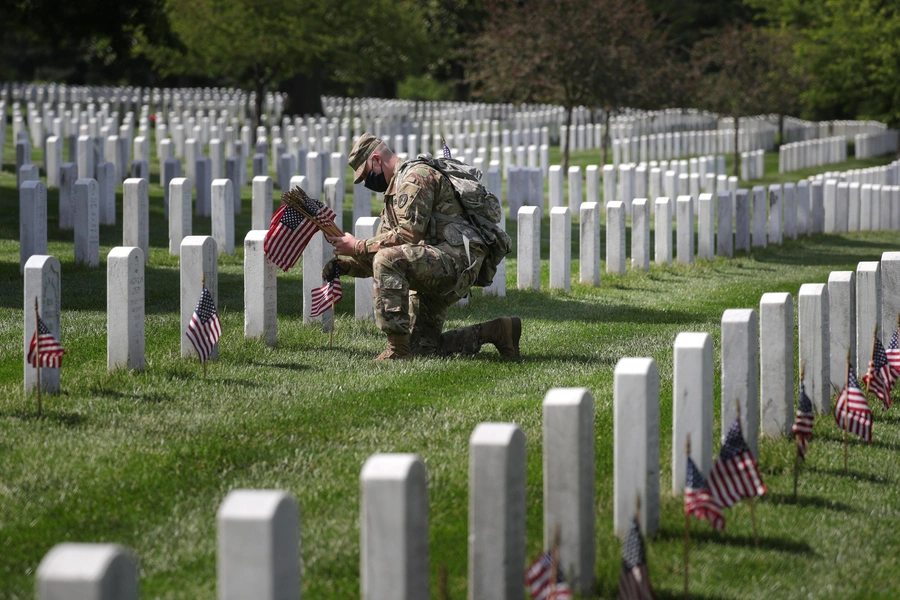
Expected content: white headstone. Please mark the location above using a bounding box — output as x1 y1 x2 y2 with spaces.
355 217 380 320
579 202 600 285
107 246 145 371
768 184 783 245
614 358 659 537
468 423 526 600
543 388 595 593
24 254 61 393
97 162 115 226
123 178 149 264
606 201 626 274
799 283 830 414
654 197 672 265
59 162 77 230
676 195 694 264
74 178 100 266
697 193 714 261
751 186 767 247
828 271 856 390
217 490 300 600
180 235 218 359
360 454 429 600
631 198 649 272
549 207 571 291
881 252 900 343
244 230 278 347
672 333 713 492
548 165 564 210
717 190 734 257
303 231 329 327
37 543 137 600
212 179 235 255
856 261 882 370
169 177 192 255
721 309 759 456
760 292 794 438
517 206 540 290
19 180 48 273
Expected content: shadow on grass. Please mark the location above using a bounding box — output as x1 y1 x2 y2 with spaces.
754 235 890 266
807 465 894 485
764 491 854 512
815 431 900 453
658 527 814 555
0 408 87 427
252 361 312 372
656 591 731 600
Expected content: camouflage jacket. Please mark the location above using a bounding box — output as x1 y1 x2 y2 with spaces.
349 161 487 270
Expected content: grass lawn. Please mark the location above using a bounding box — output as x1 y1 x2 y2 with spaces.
2 130 900 599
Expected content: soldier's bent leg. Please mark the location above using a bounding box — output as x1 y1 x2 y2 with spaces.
410 291 450 355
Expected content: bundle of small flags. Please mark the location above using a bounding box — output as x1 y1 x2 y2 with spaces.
441 136 452 159
792 381 815 460
185 286 222 363
28 317 66 368
310 260 343 318
619 518 655 600
685 455 725 530
834 364 873 442
863 335 897 410
708 418 767 508
263 189 338 272
524 548 573 600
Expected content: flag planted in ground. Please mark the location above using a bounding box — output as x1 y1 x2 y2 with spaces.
186 286 221 363
28 317 66 368
708 418 767 508
309 280 342 318
685 456 725 530
885 328 900 374
792 380 815 460
834 364 873 443
618 517 655 600
863 336 893 410
524 549 573 600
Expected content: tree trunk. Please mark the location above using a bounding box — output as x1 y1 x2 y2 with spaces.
733 115 740 178
562 103 573 174
778 113 785 147
602 108 611 167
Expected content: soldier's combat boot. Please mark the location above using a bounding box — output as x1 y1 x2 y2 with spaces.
374 333 413 361
478 317 522 358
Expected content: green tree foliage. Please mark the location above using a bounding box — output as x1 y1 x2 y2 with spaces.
747 0 900 127
468 0 672 171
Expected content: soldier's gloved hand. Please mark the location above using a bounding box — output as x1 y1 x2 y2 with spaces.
322 258 350 282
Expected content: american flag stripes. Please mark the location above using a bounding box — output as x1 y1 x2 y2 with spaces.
792 381 815 460
442 137 452 159
885 328 900 373
28 317 66 368
263 199 337 272
524 550 573 600
309 280 342 318
685 456 725 531
708 419 767 508
185 286 222 363
618 517 655 600
863 336 893 410
834 364 873 443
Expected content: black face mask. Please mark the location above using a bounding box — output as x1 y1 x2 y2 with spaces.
364 167 388 193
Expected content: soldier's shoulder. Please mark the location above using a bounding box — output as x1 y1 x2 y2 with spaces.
401 161 442 183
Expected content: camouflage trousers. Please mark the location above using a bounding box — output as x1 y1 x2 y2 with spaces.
360 244 484 356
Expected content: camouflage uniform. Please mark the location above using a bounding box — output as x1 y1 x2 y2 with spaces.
342 161 488 356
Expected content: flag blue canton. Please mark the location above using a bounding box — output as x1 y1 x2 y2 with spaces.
279 205 303 229
718 419 751 462
195 287 217 324
798 381 813 414
622 518 646 571
686 456 709 490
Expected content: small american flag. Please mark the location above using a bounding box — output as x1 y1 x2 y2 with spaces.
834 364 873 443
28 317 66 368
441 136 452 159
885 328 900 373
685 456 725 531
264 198 336 272
791 381 815 460
863 336 894 410
708 419 766 508
524 550 573 600
185 286 221 363
309 280 342 318
618 518 655 600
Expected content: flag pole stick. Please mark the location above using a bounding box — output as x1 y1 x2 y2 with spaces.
201 273 207 378
549 523 561 600
684 434 691 600
795 363 805 502
735 399 758 547
867 324 878 402
844 348 851 475
438 563 448 600
34 297 42 417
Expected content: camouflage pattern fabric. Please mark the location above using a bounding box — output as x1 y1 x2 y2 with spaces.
341 160 487 355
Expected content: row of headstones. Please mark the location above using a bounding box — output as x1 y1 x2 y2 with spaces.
510 156 731 219
603 127 773 167
513 180 900 291
778 136 848 173
33 388 602 599
815 158 900 187
855 130 900 160
36 243 899 598
782 116 887 143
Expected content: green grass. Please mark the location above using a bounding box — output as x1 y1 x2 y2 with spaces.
3 132 900 599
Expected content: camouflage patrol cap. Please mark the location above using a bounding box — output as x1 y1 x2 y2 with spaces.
349 133 382 184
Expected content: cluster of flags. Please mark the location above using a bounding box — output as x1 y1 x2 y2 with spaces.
863 328 900 411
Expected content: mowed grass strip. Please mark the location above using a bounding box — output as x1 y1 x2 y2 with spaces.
2 135 900 599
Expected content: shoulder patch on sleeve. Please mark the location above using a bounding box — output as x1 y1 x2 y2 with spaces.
397 193 409 209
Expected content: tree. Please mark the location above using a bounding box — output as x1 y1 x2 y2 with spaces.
468 0 671 171
691 24 781 176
